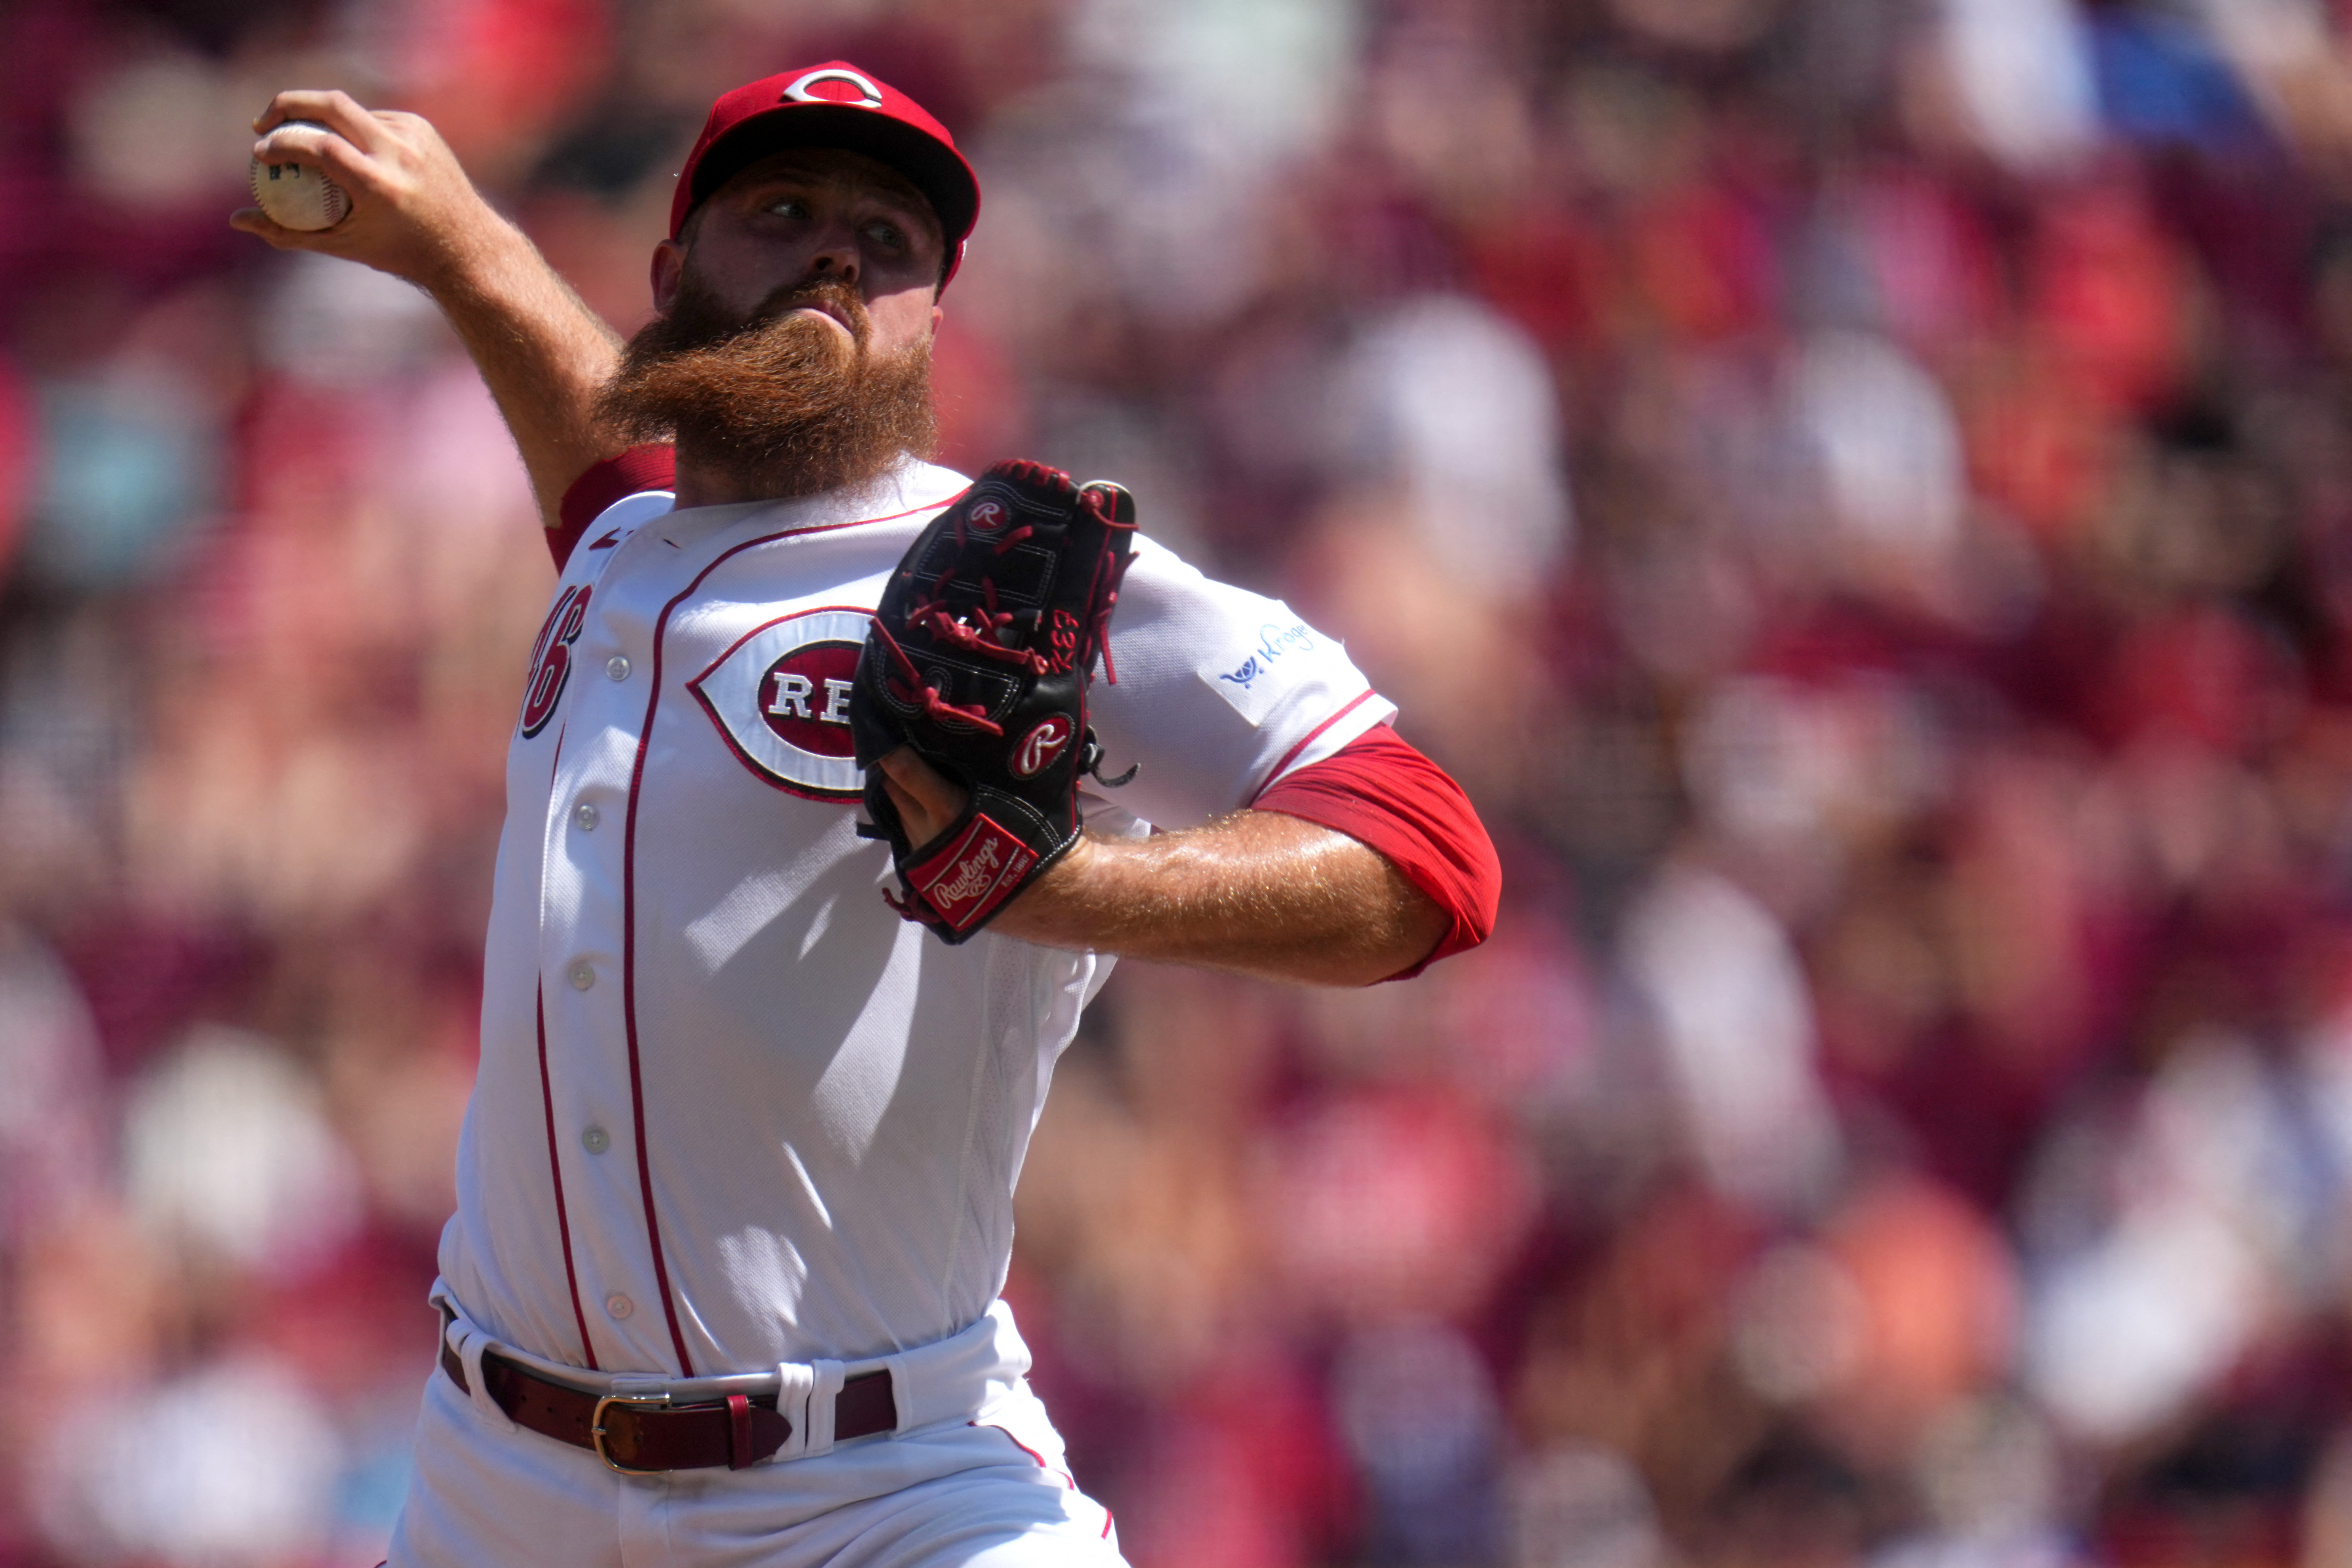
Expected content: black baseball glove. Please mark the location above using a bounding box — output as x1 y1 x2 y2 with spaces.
851 460 1138 942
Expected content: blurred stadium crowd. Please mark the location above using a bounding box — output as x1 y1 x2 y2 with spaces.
8 0 2352 1563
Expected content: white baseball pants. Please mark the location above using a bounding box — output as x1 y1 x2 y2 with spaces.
386 1312 1124 1568
383 1363 1119 1568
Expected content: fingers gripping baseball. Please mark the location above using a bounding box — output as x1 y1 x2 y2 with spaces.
231 91 499 287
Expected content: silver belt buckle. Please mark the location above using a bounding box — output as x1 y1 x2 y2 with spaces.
590 1391 673 1475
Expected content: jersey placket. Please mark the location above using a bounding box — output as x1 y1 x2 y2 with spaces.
536 513 714 1374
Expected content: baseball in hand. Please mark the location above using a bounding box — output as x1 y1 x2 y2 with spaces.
249 122 349 231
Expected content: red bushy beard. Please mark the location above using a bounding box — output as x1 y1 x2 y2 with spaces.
595 271 935 502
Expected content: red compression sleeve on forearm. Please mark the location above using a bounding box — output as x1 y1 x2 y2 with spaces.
1250 724 1501 981
549 444 678 569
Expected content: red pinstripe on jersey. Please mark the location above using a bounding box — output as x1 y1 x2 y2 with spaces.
534 984 599 1368
616 494 956 1375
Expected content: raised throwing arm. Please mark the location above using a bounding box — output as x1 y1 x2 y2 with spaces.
231 90 626 528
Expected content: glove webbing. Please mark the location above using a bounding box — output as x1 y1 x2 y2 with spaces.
874 488 1137 739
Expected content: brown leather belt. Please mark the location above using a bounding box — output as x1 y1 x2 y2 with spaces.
439 1325 896 1473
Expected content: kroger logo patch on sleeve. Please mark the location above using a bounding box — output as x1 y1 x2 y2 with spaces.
1203 617 1335 724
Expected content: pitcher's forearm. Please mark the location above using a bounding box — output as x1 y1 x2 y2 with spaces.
991 808 1447 986
425 221 626 527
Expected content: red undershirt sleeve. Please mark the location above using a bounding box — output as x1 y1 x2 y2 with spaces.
548 444 678 570
1249 723 1502 982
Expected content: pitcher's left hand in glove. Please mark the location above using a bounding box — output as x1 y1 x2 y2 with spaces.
851 460 1138 942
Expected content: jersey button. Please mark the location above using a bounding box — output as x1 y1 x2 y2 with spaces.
606 655 631 682
567 961 595 991
605 1293 634 1320
574 802 599 832
581 1125 610 1155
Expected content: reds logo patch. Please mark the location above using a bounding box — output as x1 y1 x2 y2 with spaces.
688 608 873 801
1011 715 1074 779
520 584 591 738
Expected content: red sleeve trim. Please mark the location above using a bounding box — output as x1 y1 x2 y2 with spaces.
1246 688 1377 802
549 444 677 570
1250 724 1500 982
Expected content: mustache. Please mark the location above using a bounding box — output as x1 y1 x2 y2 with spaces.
735 275 872 351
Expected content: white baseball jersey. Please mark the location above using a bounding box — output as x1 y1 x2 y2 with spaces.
440 458 1393 1378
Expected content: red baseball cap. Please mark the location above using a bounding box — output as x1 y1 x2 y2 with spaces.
670 62 981 287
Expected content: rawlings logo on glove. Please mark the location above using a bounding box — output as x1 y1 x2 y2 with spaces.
850 460 1138 942
1013 717 1074 778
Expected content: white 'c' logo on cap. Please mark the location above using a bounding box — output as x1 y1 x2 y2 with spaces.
783 68 884 108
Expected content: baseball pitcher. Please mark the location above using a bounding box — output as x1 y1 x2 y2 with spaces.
234 61 1500 1568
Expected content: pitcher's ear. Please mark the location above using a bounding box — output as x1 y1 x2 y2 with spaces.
651 238 687 313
